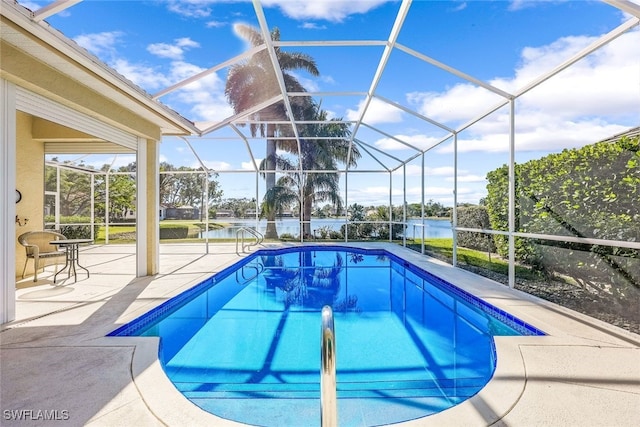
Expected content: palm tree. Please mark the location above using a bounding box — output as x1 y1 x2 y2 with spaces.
225 24 319 238
267 102 361 237
260 184 298 226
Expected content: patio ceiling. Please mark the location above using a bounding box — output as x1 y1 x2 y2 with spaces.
6 0 640 173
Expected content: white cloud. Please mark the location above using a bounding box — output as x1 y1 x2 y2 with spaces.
338 180 471 206
148 38 200 60
392 165 456 177
148 43 185 60
206 20 226 28
391 164 419 176
85 154 136 171
242 160 259 170
167 61 234 121
427 166 455 176
425 186 461 196
111 59 172 90
166 0 213 18
73 31 123 59
375 134 444 151
412 29 640 153
109 55 232 122
202 160 232 170
346 186 392 205
449 174 486 183
176 37 200 49
289 71 320 92
347 98 404 124
436 119 630 154
508 0 535 11
261 0 389 23
71 25 232 124
451 2 467 12
511 35 640 120
301 22 327 30
407 84 505 126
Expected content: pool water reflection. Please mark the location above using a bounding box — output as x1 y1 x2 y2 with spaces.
110 246 543 427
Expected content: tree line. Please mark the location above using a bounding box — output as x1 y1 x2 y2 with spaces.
45 160 222 222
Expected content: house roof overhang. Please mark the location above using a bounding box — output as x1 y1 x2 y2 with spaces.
0 0 199 138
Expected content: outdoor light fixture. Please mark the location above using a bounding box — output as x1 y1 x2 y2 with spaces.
15 215 29 227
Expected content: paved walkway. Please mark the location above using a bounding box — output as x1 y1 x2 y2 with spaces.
1 243 639 426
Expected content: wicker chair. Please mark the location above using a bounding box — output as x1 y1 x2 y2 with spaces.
18 231 67 282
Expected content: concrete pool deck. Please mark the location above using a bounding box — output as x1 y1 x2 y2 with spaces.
1 242 639 426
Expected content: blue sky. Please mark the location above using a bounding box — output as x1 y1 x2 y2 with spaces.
26 0 640 207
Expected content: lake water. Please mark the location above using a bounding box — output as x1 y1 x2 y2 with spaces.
200 218 452 239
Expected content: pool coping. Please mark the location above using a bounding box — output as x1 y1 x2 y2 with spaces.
106 242 639 426
118 333 535 426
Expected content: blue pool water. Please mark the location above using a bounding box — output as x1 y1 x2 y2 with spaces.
110 246 544 426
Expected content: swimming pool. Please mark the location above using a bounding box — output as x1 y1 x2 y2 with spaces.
110 246 544 426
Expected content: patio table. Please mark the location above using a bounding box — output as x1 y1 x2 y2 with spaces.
49 239 93 283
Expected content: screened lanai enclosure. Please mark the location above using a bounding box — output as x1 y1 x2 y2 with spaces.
17 0 640 333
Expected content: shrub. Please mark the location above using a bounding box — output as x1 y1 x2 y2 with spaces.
315 226 333 239
456 206 496 253
159 225 189 239
485 135 640 300
45 215 97 239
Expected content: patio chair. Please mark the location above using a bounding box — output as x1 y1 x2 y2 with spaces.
18 230 67 282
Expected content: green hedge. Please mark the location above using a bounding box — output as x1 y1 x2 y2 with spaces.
44 215 98 240
159 225 190 239
456 206 496 253
485 136 639 300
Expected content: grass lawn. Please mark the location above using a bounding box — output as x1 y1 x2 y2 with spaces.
409 238 543 281
93 230 540 282
95 220 227 243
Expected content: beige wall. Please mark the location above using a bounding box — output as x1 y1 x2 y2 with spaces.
12 114 164 279
144 139 160 275
4 22 174 282
15 111 46 278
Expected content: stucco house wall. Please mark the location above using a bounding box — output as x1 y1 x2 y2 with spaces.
1 2 195 322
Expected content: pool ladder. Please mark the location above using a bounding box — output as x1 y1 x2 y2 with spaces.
321 305 337 427
235 227 264 255
235 260 264 286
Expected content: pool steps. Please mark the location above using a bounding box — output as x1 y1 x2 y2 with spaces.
175 377 486 400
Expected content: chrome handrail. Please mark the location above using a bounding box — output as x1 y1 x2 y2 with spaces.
235 260 264 285
235 227 264 254
321 305 337 427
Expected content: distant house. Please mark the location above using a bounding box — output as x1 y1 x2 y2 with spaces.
242 209 297 218
365 209 378 217
123 209 136 220
159 205 167 220
215 209 234 218
165 205 200 220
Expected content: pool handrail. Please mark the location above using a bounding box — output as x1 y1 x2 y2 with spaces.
321 305 337 427
235 260 264 285
235 227 264 254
